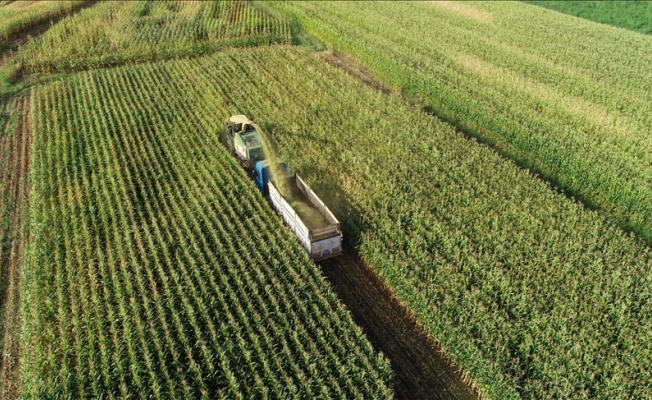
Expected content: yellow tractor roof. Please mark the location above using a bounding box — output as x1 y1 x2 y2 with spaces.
229 114 253 124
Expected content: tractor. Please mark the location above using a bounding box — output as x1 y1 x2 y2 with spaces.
224 114 265 170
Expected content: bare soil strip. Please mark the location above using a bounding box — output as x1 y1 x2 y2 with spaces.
0 95 31 400
0 0 99 61
320 249 477 400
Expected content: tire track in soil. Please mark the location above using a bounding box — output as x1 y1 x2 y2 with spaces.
0 95 31 400
320 248 477 400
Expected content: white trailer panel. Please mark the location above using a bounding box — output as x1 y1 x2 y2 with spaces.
268 174 342 261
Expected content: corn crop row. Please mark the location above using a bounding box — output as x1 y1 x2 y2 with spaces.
23 53 392 398
16 1 292 73
158 46 650 399
0 1 84 45
268 1 652 244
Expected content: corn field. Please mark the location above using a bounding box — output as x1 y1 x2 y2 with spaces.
81 46 652 399
23 53 393 398
269 1 652 244
14 4 652 397
16 1 292 72
0 1 84 46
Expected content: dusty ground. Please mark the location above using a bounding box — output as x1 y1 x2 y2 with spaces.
0 95 30 400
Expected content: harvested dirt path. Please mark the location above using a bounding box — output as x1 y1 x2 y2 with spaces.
0 95 31 400
320 249 477 400
0 0 99 62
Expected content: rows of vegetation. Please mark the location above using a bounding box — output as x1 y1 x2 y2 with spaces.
15 1 291 73
131 46 652 399
0 97 22 310
0 94 29 400
23 57 393 398
269 1 652 244
525 1 652 35
0 0 85 47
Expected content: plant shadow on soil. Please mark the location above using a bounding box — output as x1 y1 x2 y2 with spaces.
261 125 477 400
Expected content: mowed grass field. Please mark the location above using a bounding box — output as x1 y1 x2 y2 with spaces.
1 1 651 399
270 1 652 244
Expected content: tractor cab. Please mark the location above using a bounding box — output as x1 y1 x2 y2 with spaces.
226 114 255 135
225 114 265 169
